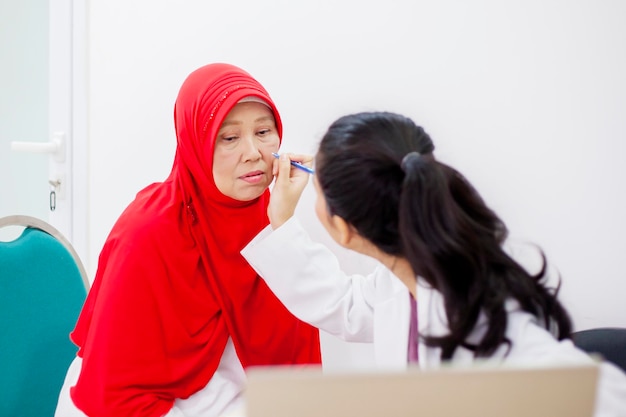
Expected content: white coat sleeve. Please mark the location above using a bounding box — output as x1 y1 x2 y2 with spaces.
241 217 379 342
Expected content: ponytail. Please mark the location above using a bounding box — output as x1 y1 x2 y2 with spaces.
399 156 571 358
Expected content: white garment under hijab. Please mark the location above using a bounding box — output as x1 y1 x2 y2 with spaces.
54 338 246 417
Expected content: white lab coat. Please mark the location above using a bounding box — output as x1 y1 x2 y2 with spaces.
242 217 626 417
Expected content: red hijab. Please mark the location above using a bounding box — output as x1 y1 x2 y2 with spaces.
70 63 321 417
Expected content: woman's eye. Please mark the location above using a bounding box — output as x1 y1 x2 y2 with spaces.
257 129 270 136
222 135 238 142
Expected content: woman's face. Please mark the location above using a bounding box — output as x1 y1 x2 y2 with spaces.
213 101 280 201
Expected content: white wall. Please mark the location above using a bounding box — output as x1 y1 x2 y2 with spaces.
87 0 626 367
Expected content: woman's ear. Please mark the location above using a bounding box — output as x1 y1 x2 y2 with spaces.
330 214 379 258
331 214 357 247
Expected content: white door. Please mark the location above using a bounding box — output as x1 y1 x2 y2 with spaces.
0 0 86 260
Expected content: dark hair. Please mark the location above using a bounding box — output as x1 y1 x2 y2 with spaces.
315 111 572 360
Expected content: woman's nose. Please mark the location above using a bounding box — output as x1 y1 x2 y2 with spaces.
241 135 261 161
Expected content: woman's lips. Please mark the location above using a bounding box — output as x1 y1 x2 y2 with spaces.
240 170 265 184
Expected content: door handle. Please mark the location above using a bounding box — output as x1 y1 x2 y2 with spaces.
11 131 66 163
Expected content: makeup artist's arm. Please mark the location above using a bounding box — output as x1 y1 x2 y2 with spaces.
244 153 393 342
242 216 381 342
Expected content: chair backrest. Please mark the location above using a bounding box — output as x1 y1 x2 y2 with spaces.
0 215 88 417
571 327 626 373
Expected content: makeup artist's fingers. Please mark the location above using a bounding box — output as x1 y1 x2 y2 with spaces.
285 153 314 170
268 153 313 229
275 153 311 188
276 153 295 185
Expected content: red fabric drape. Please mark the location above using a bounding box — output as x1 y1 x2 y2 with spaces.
70 63 321 417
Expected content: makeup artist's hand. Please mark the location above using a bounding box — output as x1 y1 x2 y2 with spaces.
268 153 313 229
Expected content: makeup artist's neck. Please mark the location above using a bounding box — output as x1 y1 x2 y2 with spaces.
384 256 417 299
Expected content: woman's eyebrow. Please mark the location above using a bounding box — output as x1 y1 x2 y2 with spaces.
219 120 241 129
254 115 275 124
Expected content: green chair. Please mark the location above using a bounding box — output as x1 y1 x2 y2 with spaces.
0 215 88 417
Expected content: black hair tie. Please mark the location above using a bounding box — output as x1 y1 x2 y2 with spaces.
400 151 421 173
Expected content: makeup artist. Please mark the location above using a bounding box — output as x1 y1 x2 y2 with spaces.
243 111 626 416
